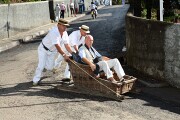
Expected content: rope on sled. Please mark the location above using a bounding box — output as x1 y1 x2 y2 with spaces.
69 59 122 97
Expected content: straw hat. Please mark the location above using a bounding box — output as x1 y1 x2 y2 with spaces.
58 19 70 26
79 25 90 33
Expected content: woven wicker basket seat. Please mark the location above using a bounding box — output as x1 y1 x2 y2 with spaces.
68 60 137 97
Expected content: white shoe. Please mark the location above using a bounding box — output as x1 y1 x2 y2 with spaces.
120 78 125 82
43 68 47 72
52 68 57 74
33 82 39 86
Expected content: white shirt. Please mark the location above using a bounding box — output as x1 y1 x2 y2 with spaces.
42 26 69 52
69 30 85 47
79 45 101 59
60 3 66 10
90 4 97 10
55 5 60 13
70 3 74 8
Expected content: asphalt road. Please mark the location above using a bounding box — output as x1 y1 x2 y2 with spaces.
0 5 180 120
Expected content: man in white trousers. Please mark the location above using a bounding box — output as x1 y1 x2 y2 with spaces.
53 25 90 80
55 4 61 22
32 19 73 86
78 35 125 83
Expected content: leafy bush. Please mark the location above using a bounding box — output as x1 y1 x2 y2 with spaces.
141 9 147 19
112 0 122 5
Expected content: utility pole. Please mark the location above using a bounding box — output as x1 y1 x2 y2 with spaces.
110 0 112 6
7 2 10 38
49 0 55 22
160 0 163 21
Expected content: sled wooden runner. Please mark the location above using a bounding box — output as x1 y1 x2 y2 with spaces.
57 59 137 101
56 84 124 101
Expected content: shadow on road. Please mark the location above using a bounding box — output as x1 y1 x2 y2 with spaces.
0 81 32 96
0 80 180 115
126 92 180 115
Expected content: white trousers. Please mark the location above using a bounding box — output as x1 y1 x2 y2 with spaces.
33 44 56 83
55 11 60 22
97 58 125 79
54 45 72 78
54 55 71 78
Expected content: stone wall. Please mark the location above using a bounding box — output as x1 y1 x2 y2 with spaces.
126 13 180 88
164 24 180 87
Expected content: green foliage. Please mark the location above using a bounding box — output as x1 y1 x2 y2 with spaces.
151 8 157 20
164 14 180 23
0 0 10 4
139 0 179 23
141 8 147 19
141 8 157 20
112 0 122 5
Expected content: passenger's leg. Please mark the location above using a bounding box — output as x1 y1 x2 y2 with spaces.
106 58 125 80
97 61 113 79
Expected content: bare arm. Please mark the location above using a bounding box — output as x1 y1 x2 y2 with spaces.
55 44 69 61
82 58 96 71
64 44 73 54
73 45 78 53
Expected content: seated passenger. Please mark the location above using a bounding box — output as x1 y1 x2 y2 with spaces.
78 35 125 83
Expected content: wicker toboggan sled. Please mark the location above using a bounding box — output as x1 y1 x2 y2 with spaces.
57 59 137 101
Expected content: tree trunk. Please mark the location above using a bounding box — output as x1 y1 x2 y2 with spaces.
134 0 141 17
49 0 55 21
146 0 152 19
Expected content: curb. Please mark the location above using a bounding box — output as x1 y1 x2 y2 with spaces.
0 41 20 53
21 30 49 43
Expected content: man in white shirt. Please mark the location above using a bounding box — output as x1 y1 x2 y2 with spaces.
32 19 73 86
90 2 98 18
54 25 90 80
55 4 61 22
78 35 125 83
69 25 90 53
70 2 75 17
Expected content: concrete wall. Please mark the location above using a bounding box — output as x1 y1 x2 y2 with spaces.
0 0 92 40
0 1 50 39
126 13 180 88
